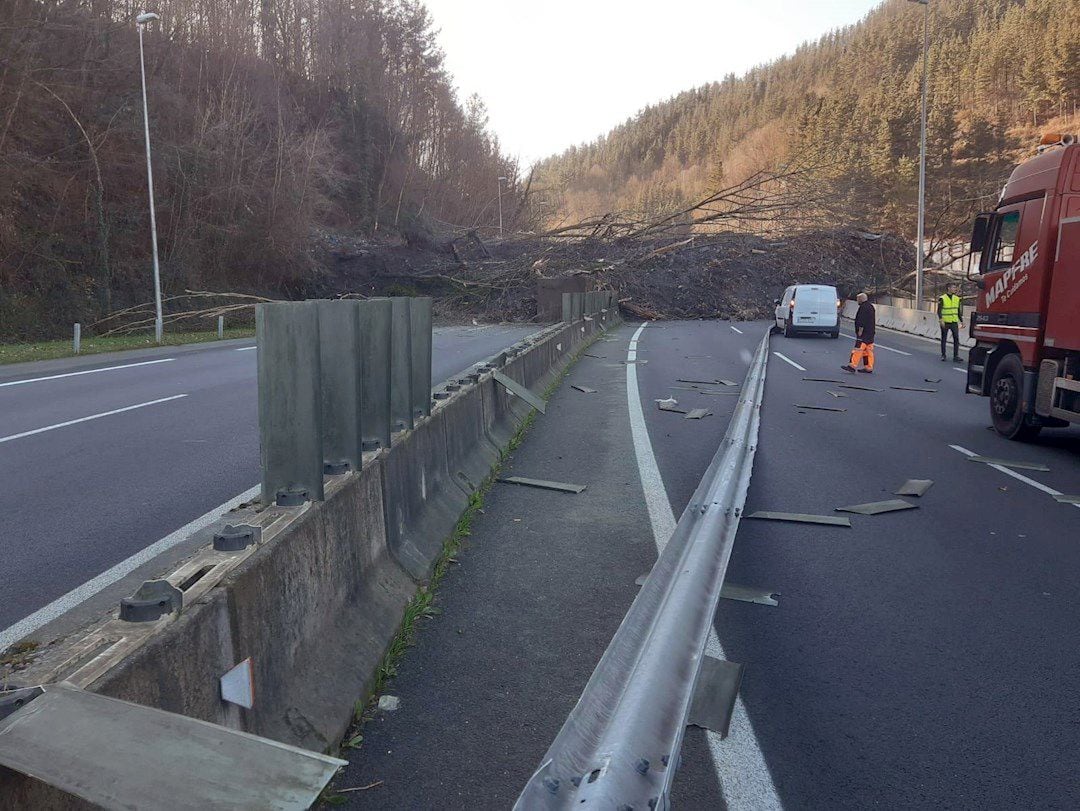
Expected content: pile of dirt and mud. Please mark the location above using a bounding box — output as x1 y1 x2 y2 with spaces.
309 228 915 322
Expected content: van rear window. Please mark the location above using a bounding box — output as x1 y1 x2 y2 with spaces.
796 287 837 306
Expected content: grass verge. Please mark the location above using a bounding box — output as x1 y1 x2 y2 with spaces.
319 323 612 805
0 328 255 365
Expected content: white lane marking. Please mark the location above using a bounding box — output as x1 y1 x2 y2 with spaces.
0 484 261 652
0 395 188 444
949 444 1080 509
235 346 256 352
954 367 966 373
730 326 744 334
0 358 174 388
839 333 912 356
627 322 782 809
772 351 806 371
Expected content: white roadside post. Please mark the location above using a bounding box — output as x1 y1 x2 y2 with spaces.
497 176 508 238
73 323 81 355
137 11 164 343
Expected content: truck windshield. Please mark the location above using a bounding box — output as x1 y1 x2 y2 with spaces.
990 211 1020 269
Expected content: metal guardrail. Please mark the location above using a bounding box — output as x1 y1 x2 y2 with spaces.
514 333 770 810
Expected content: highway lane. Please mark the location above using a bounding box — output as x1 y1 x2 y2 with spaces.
688 324 1080 808
0 324 536 641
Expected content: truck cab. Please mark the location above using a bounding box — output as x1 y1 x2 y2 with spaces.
967 136 1080 440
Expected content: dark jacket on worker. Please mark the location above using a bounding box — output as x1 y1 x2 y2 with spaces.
854 301 876 344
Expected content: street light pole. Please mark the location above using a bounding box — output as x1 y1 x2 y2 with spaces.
137 11 163 343
909 0 929 310
497 176 507 238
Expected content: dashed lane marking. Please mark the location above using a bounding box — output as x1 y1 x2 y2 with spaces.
235 346 257 352
730 326 744 334
0 358 174 388
949 444 1080 510
0 395 188 445
772 352 806 371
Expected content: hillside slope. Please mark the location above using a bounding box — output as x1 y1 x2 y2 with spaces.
536 0 1079 243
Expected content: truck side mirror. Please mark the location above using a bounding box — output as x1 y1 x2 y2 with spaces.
970 213 992 253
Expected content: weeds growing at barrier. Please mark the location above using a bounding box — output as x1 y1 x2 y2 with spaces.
321 324 614 805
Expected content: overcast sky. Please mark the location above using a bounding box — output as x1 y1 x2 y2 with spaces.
421 0 885 166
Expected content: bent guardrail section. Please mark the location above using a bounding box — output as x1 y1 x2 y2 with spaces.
514 333 769 810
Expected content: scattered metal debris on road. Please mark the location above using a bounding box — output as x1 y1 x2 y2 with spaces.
967 456 1050 472
794 404 847 412
746 511 852 527
720 583 780 607
838 383 883 392
571 385 597 394
583 353 606 359
826 390 847 398
891 386 938 393
925 378 942 383
895 479 934 497
657 398 688 414
687 658 744 738
493 371 546 413
497 476 587 494
835 499 917 515
684 408 712 420
803 377 845 384
1053 495 1080 504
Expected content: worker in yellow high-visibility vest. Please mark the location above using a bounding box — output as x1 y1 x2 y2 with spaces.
938 282 964 362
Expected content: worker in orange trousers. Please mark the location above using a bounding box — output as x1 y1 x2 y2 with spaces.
842 293 875 374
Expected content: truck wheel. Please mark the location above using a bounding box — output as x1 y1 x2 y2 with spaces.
989 353 1042 441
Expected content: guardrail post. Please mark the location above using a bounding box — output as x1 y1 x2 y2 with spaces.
390 297 413 432
257 301 324 506
217 315 224 339
359 298 393 450
73 323 81 354
316 300 363 474
573 292 584 323
409 297 433 420
562 292 573 323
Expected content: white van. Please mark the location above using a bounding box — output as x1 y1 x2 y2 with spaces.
774 284 840 338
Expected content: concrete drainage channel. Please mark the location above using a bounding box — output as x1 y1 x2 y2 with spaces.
0 292 620 809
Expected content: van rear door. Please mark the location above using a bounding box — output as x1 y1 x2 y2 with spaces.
793 286 838 328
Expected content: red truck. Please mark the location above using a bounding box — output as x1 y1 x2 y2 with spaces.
967 134 1080 440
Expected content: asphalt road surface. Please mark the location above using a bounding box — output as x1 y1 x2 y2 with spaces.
0 325 536 646
333 319 1080 809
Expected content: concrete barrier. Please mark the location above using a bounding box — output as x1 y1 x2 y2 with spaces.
1 309 622 805
843 299 974 348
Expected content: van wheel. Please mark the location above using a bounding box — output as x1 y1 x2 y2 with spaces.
990 353 1042 441
829 330 839 339
783 318 793 337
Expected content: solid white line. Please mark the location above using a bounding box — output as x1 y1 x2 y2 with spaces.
235 346 257 352
953 367 966 373
627 322 782 810
0 484 261 652
839 333 912 356
0 395 188 444
0 358 174 388
730 326 744 334
949 444 1080 509
772 351 806 371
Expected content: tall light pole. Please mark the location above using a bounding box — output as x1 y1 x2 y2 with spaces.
137 11 164 343
909 0 929 310
497 176 508 238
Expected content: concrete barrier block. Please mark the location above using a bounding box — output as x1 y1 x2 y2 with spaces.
409 298 433 421
382 411 469 581
441 384 500 495
226 462 411 750
390 298 413 432
359 299 393 450
257 302 324 506
317 300 363 473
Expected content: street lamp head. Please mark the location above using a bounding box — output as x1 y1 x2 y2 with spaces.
136 12 160 24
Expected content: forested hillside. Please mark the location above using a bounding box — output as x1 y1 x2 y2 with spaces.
0 0 522 339
536 0 1079 248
